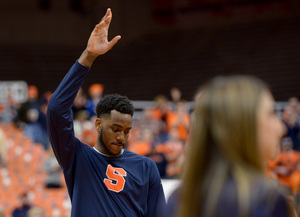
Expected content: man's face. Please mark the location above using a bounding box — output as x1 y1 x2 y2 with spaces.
95 110 132 155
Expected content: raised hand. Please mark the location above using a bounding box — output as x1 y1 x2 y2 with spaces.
79 8 121 67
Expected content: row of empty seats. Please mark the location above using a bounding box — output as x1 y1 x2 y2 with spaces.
0 124 70 217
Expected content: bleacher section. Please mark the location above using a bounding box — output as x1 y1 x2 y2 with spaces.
0 124 70 217
1 15 300 101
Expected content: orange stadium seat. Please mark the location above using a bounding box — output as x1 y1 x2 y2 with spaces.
0 124 70 217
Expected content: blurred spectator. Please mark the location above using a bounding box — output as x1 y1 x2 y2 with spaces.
72 88 87 119
282 105 300 151
27 206 45 217
288 97 299 114
127 128 153 156
269 137 300 193
155 128 184 178
288 97 300 130
73 110 97 147
151 95 170 122
15 85 40 128
0 91 19 123
73 84 98 147
12 192 32 217
166 100 190 142
14 85 50 149
170 87 182 111
0 128 6 167
85 83 104 117
74 110 91 138
43 147 62 189
82 128 98 147
133 108 165 144
151 95 171 142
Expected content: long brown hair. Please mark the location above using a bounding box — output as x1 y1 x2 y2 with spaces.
179 75 270 217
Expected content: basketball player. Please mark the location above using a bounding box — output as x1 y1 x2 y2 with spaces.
47 8 165 216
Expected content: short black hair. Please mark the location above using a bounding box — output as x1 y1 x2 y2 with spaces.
96 94 134 118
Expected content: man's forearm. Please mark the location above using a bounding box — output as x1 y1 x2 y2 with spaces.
78 50 98 67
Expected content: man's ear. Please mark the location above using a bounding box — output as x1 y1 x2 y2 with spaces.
95 118 102 132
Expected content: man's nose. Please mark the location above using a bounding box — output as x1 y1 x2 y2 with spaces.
117 133 125 143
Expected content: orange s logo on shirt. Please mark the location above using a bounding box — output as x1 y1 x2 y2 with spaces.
104 164 127 193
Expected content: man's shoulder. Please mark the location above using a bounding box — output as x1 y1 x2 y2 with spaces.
124 149 152 159
123 149 157 167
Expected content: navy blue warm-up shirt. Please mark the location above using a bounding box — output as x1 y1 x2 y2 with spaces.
47 61 166 217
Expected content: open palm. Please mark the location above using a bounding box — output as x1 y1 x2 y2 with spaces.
86 8 121 56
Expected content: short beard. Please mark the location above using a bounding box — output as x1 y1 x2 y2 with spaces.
99 128 115 156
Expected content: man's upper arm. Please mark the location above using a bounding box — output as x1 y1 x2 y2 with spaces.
47 100 76 171
47 61 90 171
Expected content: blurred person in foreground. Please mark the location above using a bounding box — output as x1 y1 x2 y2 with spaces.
47 8 165 217
162 76 295 217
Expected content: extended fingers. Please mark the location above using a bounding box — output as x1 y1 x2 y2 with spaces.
94 15 111 34
94 8 112 32
96 16 110 28
98 8 111 24
108 35 121 49
105 8 111 19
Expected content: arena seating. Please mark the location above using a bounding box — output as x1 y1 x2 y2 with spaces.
0 123 70 217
